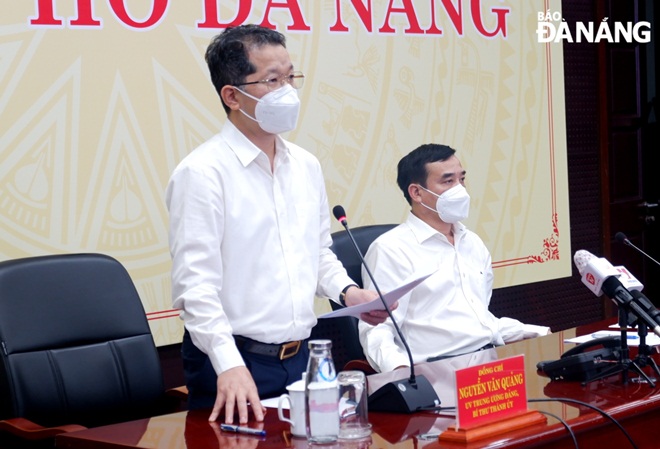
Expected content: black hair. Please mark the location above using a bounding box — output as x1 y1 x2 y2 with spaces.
396 144 456 205
205 25 286 114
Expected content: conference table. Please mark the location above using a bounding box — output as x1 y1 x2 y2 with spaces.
55 319 660 449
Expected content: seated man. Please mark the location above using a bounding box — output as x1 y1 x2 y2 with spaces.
359 143 550 372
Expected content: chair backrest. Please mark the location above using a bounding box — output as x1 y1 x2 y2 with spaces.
330 224 398 291
0 253 165 428
323 224 397 366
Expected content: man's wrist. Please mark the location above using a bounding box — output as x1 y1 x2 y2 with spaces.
339 284 359 306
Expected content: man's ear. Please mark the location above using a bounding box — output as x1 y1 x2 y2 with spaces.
220 86 241 111
409 184 423 204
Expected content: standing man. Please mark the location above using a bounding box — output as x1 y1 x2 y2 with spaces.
166 25 384 425
359 144 550 373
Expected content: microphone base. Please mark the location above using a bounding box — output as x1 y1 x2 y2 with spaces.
368 375 440 413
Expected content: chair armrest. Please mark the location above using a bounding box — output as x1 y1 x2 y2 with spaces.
344 359 377 375
166 385 189 401
0 417 86 440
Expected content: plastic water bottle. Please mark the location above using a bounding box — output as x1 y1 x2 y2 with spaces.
304 339 339 443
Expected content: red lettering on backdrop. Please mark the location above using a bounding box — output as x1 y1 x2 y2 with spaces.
259 0 310 31
471 0 509 38
329 0 373 33
30 0 165 29
328 0 508 37
423 0 443 35
30 0 63 26
28 0 510 37
379 0 423 34
109 0 168 29
430 0 463 36
70 0 102 27
197 0 251 29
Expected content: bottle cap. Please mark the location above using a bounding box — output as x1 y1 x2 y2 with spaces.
308 339 332 350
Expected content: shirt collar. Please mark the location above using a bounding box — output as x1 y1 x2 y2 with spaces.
405 211 467 244
222 120 291 168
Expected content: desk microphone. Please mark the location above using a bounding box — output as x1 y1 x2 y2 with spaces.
630 290 660 328
574 249 660 337
332 205 440 413
615 232 660 269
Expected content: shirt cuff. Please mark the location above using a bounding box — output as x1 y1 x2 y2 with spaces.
208 340 246 375
522 324 551 339
378 352 411 373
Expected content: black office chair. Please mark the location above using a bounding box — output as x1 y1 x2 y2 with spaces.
0 253 182 447
320 224 396 371
330 224 398 294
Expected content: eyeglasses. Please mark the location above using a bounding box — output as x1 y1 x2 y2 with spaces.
236 71 305 90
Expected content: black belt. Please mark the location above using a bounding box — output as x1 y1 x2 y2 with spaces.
477 343 496 352
234 335 303 360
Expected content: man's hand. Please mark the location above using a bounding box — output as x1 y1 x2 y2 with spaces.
209 366 266 424
343 286 396 326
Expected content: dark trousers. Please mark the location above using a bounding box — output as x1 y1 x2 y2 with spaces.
181 330 309 410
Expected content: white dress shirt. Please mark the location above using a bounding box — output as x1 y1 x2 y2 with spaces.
358 212 550 373
166 120 352 375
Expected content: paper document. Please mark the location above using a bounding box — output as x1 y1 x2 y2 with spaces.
261 397 281 409
319 269 437 319
564 330 660 347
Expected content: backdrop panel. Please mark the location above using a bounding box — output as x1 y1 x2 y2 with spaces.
0 0 568 346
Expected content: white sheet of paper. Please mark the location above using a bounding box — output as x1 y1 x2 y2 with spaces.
318 269 437 319
261 397 281 409
564 329 660 347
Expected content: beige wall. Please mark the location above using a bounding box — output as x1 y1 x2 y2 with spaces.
0 1 568 346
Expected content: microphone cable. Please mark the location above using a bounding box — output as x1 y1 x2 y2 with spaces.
536 409 578 449
528 397 639 449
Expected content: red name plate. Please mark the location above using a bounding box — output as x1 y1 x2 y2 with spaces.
454 354 527 429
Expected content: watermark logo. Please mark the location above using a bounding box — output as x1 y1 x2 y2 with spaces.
537 11 651 43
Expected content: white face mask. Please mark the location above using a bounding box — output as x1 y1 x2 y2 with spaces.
236 84 300 134
418 183 470 223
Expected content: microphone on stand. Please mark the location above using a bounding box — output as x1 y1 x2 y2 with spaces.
615 232 660 269
573 249 660 337
332 205 440 413
630 290 660 328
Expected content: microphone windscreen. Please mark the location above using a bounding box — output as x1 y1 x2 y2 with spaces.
332 205 346 222
573 249 596 275
615 232 629 245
